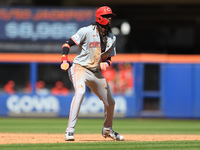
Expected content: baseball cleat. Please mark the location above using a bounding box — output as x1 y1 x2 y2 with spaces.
65 132 75 141
102 127 124 141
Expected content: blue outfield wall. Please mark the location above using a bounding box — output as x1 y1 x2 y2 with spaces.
161 63 200 118
161 64 193 118
193 64 200 117
1 62 200 118
134 63 200 118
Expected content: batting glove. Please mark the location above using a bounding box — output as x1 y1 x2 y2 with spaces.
100 62 110 71
60 55 70 71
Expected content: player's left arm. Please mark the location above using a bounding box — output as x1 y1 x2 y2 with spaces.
100 57 112 71
100 34 116 71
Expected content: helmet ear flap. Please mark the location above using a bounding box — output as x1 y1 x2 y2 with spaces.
96 15 109 26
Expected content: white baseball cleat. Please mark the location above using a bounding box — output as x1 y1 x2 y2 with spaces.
102 127 124 141
65 132 75 141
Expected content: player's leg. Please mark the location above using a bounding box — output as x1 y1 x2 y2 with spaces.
87 71 124 141
87 73 115 128
65 64 87 141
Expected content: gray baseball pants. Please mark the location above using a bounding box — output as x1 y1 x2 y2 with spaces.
66 64 115 133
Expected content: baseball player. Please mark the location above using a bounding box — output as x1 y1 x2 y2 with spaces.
60 6 124 141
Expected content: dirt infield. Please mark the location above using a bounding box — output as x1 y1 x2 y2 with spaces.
1 133 200 144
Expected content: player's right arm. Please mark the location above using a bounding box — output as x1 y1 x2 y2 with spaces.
61 27 87 71
60 38 76 71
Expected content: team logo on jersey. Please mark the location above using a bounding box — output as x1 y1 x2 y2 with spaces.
89 42 100 48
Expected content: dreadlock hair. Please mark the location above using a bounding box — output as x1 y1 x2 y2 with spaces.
91 22 111 53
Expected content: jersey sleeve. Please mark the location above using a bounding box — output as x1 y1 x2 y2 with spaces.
71 27 87 45
109 36 116 57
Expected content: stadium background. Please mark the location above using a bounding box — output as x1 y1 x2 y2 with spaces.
0 0 200 119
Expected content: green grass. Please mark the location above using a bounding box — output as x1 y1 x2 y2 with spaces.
0 141 200 150
0 118 200 150
0 118 200 134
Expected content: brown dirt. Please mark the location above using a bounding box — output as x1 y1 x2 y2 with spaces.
0 133 200 144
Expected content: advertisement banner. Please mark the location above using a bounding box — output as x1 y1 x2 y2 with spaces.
0 7 96 41
0 94 136 118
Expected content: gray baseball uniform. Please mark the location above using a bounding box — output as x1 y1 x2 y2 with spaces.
66 24 116 133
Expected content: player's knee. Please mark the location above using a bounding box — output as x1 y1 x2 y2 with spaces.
75 85 85 94
107 98 115 107
111 100 115 106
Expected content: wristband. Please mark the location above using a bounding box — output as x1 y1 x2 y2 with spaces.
61 55 68 61
62 43 71 49
106 60 112 66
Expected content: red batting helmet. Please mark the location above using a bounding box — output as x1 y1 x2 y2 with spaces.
95 6 115 26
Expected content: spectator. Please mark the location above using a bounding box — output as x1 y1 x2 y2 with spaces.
51 81 69 95
24 82 31 93
117 63 134 95
4 80 15 94
101 65 117 94
36 80 50 95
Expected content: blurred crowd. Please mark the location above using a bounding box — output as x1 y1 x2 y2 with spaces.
3 80 70 96
102 63 134 95
2 63 134 96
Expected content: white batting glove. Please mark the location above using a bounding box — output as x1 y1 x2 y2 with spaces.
60 60 70 71
100 62 110 71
